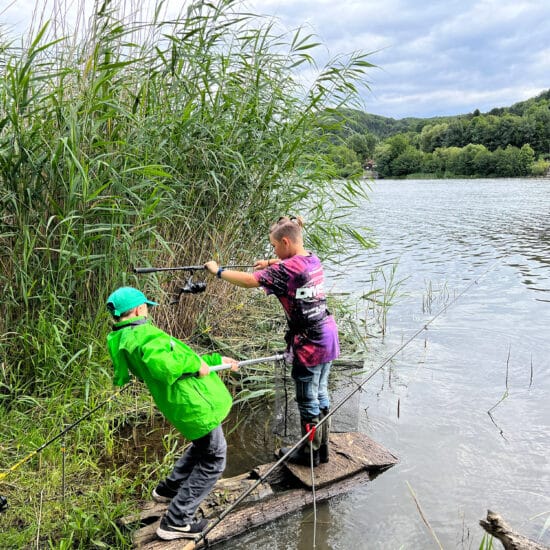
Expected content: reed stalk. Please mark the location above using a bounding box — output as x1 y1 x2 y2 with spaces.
0 1 375 546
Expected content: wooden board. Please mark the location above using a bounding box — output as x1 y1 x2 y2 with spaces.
137 471 374 550
121 431 398 549
282 431 398 488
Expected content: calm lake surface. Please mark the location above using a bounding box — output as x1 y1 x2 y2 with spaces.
223 178 550 549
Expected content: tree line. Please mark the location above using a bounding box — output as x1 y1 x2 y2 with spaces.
323 90 550 178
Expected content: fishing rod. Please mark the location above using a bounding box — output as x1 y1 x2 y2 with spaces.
212 354 285 372
134 264 256 304
133 265 254 274
0 355 284 485
179 354 285 379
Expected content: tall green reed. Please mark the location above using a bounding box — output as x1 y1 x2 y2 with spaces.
0 0 374 401
0 2 375 544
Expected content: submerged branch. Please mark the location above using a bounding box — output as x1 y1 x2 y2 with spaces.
479 510 550 550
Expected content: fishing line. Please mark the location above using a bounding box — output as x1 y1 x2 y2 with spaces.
0 384 133 483
322 259 501 426
186 260 500 548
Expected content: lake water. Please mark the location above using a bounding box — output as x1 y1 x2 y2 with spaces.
223 178 550 549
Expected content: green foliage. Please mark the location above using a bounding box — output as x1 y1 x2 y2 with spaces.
327 144 363 178
531 158 550 176
0 0 377 546
478 534 494 549
324 89 550 178
346 132 377 161
0 0 374 398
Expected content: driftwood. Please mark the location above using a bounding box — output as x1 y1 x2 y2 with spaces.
480 510 549 550
120 432 398 549
143 471 373 550
119 473 274 529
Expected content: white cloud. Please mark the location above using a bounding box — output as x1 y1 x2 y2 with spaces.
2 0 549 118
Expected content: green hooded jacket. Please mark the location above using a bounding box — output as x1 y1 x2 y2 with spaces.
107 317 233 440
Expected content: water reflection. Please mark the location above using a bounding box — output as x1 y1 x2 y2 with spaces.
340 178 550 296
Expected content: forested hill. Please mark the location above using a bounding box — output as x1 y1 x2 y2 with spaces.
335 89 550 139
324 89 550 178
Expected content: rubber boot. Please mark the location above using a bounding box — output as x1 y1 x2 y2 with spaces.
319 407 331 463
279 416 321 467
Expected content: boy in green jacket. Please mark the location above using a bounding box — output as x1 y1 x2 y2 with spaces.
106 286 237 541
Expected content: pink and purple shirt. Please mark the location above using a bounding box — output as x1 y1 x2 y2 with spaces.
253 254 340 368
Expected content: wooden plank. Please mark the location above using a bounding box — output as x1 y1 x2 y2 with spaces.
125 431 398 549
141 470 374 550
282 432 398 488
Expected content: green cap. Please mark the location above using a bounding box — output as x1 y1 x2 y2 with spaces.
106 286 158 317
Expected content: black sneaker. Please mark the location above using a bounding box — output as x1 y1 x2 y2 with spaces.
152 485 177 503
156 516 209 540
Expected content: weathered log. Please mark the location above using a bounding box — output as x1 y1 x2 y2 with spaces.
284 431 398 488
142 470 373 550
120 473 274 529
124 432 398 549
479 510 549 550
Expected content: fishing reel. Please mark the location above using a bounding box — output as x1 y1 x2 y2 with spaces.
170 276 207 304
0 495 7 513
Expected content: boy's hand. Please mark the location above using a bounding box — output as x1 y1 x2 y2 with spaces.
197 363 210 377
254 260 269 270
222 357 239 372
204 261 219 275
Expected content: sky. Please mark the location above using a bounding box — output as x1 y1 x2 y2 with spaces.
2 0 549 119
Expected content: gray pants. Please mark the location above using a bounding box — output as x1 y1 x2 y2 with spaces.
163 425 227 525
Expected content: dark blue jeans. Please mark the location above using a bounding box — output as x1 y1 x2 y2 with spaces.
163 425 226 525
291 362 331 419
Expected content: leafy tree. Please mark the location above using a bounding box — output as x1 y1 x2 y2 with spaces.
458 144 487 175
346 132 377 162
328 144 362 178
391 147 424 176
420 123 448 152
531 158 550 176
373 142 393 177
493 146 521 176
443 119 467 148
524 103 550 156
519 144 535 175
472 146 494 176
420 152 442 175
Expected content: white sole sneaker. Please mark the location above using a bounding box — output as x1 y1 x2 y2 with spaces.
156 518 208 540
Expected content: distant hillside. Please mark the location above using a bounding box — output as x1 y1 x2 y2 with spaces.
333 89 550 140
488 89 550 117
322 89 550 179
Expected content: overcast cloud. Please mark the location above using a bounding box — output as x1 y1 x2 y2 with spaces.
2 0 549 118
245 0 550 118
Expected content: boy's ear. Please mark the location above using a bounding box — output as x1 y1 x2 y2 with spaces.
281 236 291 247
120 306 141 319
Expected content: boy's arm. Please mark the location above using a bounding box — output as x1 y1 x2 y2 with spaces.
140 334 205 384
194 352 223 377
